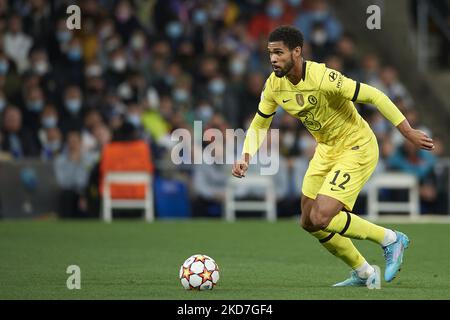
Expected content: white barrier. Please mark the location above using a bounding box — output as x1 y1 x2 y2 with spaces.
102 171 154 223
225 175 276 222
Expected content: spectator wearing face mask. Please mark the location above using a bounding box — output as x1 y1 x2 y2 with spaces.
309 21 335 62
47 17 74 63
294 0 342 44
38 103 61 161
105 47 129 89
54 37 85 88
59 85 85 135
39 126 62 161
247 0 297 41
28 48 57 102
22 85 46 135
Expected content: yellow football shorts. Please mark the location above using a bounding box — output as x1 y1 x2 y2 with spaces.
302 133 379 211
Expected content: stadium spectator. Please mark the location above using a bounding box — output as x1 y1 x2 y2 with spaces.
294 0 342 44
192 139 228 217
39 126 62 161
53 130 96 218
3 14 33 73
0 50 21 99
59 85 85 135
1 105 39 158
22 84 45 135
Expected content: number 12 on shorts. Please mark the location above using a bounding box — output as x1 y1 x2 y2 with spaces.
329 170 351 190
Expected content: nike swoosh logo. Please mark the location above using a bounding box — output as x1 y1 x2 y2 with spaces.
282 99 292 103
331 188 340 191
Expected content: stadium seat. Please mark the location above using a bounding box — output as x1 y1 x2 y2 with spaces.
153 177 191 219
99 140 154 222
224 174 276 222
367 172 420 220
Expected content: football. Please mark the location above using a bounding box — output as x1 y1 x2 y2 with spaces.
179 254 220 290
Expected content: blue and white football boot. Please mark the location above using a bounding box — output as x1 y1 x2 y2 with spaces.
333 265 381 289
383 231 410 282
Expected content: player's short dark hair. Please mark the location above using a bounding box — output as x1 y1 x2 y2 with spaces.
268 25 304 50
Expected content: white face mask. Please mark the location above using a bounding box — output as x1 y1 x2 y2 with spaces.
131 36 145 50
312 30 327 45
173 89 189 103
208 79 226 95
34 61 49 75
86 64 102 77
147 88 160 110
282 132 295 149
112 57 127 72
230 60 246 76
197 105 213 122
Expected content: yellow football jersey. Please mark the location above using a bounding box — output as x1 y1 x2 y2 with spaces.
244 59 405 156
261 60 371 148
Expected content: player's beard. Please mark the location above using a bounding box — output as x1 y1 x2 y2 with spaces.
274 53 295 78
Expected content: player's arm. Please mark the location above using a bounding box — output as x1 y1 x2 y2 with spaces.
321 68 434 151
232 80 277 178
354 83 434 151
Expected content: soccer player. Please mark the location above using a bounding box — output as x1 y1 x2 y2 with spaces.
232 26 435 288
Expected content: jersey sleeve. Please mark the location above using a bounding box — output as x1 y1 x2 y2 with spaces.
319 68 359 101
242 78 278 156
258 77 278 117
320 68 405 126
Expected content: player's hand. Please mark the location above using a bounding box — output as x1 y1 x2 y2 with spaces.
232 159 249 178
405 129 434 151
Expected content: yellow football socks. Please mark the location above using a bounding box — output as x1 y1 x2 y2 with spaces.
324 210 385 245
310 230 366 269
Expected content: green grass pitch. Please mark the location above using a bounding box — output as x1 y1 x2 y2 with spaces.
1 219 449 299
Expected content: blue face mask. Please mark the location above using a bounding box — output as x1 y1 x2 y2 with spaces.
65 99 82 114
197 105 213 122
46 140 61 151
288 0 302 7
41 116 57 128
57 31 72 43
0 60 9 75
193 10 208 25
312 11 328 21
266 5 283 19
173 89 189 103
27 100 44 112
230 60 246 76
166 21 183 39
67 48 82 61
127 114 141 127
208 79 226 95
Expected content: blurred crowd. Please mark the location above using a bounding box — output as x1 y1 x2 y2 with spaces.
0 0 447 218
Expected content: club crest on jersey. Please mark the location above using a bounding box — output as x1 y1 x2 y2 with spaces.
329 71 337 82
296 93 304 106
308 95 318 105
